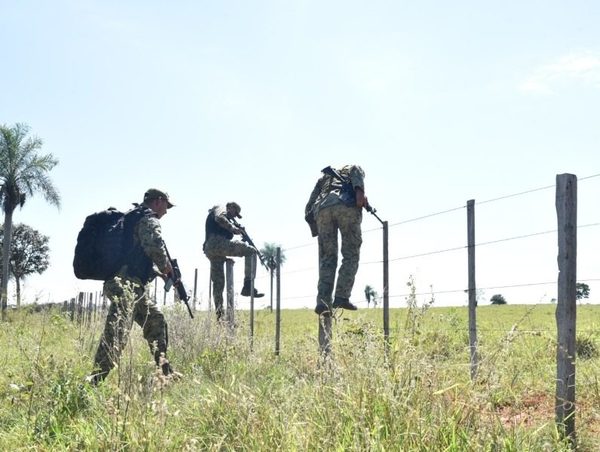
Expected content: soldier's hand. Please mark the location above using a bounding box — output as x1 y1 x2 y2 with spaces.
232 226 243 235
355 188 368 209
164 261 174 277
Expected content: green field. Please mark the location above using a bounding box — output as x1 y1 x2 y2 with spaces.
1 302 599 451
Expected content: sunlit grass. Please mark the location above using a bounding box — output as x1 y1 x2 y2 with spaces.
0 302 598 450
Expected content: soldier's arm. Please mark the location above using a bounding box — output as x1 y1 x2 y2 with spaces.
349 166 367 208
305 176 324 216
213 205 238 233
348 165 365 191
137 216 171 274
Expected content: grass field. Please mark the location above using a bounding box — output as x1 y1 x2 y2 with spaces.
1 301 599 451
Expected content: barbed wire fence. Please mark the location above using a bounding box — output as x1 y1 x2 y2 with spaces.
68 172 599 326
66 172 600 331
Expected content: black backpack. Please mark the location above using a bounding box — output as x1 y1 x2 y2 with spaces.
73 206 149 280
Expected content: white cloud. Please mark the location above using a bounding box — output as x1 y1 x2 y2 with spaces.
520 52 600 94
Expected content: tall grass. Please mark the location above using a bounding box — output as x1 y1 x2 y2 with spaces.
1 301 599 450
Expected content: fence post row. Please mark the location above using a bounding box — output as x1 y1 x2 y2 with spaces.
555 173 577 446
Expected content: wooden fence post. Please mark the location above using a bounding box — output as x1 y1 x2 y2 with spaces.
69 298 75 321
250 258 255 350
467 199 479 380
87 292 93 325
318 314 332 356
225 258 235 326
208 274 212 313
193 268 198 312
383 220 389 352
92 292 97 322
77 292 84 324
555 173 577 446
270 264 274 313
275 247 281 356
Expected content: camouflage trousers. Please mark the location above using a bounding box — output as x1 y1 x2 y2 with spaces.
316 203 362 303
203 234 257 312
93 276 169 380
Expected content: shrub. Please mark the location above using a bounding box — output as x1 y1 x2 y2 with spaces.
576 336 599 360
490 294 507 305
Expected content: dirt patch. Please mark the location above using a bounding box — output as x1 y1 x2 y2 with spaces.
496 391 554 428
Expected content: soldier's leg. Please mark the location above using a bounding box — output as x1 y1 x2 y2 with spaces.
92 278 137 382
205 238 227 319
207 236 263 297
240 249 263 297
218 240 264 297
218 240 256 279
243 252 258 280
209 257 226 318
335 206 363 300
133 294 172 375
316 207 338 304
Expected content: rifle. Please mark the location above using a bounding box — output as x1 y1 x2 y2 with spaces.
230 218 270 271
321 165 384 224
164 245 194 318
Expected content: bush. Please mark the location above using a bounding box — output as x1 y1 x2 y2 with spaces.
490 294 507 305
576 336 599 360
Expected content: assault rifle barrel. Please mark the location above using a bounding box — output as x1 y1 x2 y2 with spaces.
230 218 270 270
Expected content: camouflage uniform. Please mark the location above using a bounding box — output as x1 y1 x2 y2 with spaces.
203 205 258 317
305 165 365 306
93 210 172 381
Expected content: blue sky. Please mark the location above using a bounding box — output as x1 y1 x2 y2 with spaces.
2 0 599 309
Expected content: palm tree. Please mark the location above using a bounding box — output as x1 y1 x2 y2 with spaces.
260 242 286 312
1 123 60 319
364 284 377 308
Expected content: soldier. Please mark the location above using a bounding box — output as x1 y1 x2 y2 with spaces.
89 188 179 384
305 165 368 315
203 202 264 320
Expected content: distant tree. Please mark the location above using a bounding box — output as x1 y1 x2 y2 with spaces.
260 243 286 312
490 294 507 305
0 223 50 307
576 282 590 301
364 285 377 308
1 123 60 320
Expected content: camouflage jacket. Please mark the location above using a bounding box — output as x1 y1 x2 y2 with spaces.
305 165 365 218
120 207 169 284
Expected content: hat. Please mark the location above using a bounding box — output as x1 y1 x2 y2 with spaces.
226 201 242 218
144 188 174 208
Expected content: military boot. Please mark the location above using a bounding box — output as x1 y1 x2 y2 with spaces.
241 279 264 297
332 296 358 311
